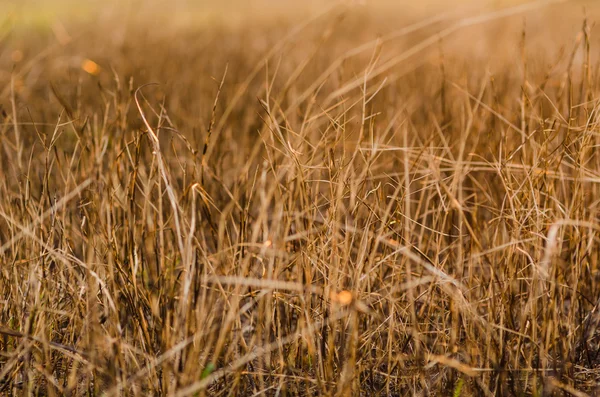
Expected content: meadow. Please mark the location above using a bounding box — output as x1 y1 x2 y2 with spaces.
1 0 600 395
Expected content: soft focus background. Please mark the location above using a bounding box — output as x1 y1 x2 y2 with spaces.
3 0 600 396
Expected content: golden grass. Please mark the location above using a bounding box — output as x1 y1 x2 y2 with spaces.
1 0 600 395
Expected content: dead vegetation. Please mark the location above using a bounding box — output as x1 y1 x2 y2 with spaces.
1 0 600 395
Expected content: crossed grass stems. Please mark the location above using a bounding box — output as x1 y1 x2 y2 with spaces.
2 0 600 395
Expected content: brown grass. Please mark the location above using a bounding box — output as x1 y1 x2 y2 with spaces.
1 0 600 395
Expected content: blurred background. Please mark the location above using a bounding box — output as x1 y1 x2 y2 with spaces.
2 0 596 30
0 0 597 134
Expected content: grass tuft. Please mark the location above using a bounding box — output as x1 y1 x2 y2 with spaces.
1 0 600 395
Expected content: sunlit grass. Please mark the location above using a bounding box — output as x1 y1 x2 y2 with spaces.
1 0 600 396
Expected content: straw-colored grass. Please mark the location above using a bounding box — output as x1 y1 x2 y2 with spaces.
1 0 600 395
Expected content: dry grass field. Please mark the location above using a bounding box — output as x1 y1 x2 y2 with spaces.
2 0 600 395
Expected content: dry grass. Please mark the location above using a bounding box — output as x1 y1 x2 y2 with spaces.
2 0 600 395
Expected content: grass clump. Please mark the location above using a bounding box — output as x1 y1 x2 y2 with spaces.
1 0 600 395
